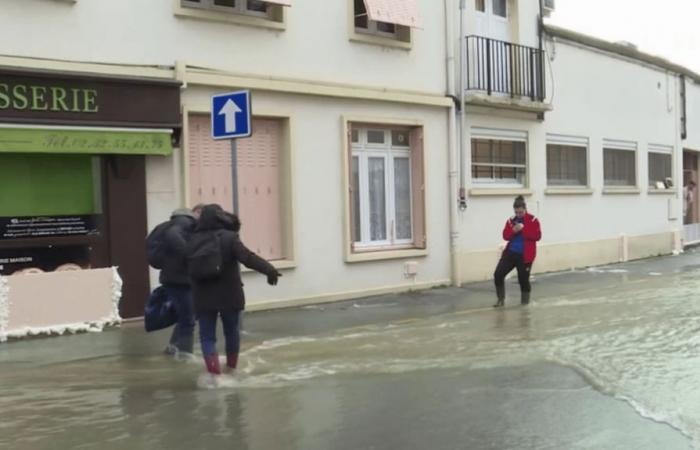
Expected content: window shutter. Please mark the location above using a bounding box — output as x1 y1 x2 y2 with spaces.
237 119 283 260
362 0 422 28
410 127 426 249
188 114 233 209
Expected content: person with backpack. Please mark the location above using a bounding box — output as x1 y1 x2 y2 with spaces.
186 204 281 377
493 195 542 307
146 208 197 356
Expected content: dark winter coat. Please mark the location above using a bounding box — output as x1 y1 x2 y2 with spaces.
159 215 196 286
190 206 277 313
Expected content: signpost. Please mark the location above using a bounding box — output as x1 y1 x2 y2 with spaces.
211 90 252 214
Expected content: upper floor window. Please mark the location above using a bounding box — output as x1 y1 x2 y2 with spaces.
476 0 506 17
354 0 406 40
471 129 528 188
181 0 283 21
352 0 421 46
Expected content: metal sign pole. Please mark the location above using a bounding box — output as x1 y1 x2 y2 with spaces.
231 139 239 215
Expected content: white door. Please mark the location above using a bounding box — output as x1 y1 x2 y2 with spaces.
475 0 511 42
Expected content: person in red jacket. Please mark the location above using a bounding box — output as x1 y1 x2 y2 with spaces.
493 195 542 307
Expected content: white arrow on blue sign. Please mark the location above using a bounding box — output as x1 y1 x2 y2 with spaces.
211 90 252 140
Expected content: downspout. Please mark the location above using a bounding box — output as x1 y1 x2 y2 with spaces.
538 0 545 104
458 0 468 209
446 0 461 286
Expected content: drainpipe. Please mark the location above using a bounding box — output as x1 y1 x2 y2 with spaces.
538 0 545 102
446 0 460 286
458 0 468 210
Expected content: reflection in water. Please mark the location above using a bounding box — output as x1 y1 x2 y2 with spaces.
1 268 700 449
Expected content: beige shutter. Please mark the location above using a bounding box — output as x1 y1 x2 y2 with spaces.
188 114 234 210
237 119 284 260
363 0 422 28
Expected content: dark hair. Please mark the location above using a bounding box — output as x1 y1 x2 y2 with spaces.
196 204 227 231
223 212 241 233
513 195 526 209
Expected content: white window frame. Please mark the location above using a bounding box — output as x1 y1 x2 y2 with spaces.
471 128 528 189
352 128 413 249
545 134 589 188
603 139 638 188
648 144 674 189
181 0 274 20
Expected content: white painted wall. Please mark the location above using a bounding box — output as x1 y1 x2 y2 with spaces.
180 87 452 304
0 0 446 94
460 37 682 259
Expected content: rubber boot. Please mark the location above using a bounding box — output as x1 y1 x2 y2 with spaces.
494 285 505 308
178 335 194 355
204 354 221 375
164 326 179 355
226 353 239 371
521 291 530 305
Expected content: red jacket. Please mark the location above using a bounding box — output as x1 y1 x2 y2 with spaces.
502 212 541 263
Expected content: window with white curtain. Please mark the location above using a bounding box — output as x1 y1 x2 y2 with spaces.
351 127 413 247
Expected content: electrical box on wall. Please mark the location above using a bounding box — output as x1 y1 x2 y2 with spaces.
404 261 418 278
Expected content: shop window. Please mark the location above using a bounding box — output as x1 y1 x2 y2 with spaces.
187 114 290 261
471 136 527 187
0 154 102 275
604 146 637 187
0 154 101 217
348 125 425 251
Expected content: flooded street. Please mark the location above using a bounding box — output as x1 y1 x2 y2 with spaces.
3 252 700 449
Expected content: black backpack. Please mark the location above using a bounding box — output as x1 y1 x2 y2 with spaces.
186 231 224 281
145 221 172 270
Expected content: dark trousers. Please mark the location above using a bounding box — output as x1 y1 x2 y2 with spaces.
164 285 195 353
494 251 532 293
198 310 241 357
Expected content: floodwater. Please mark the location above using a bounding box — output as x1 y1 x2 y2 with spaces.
2 253 700 449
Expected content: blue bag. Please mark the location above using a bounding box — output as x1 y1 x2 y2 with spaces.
144 286 178 332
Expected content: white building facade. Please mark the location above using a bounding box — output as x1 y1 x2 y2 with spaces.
1 0 700 321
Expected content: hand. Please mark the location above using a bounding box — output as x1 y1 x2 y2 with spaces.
513 223 524 233
267 271 282 286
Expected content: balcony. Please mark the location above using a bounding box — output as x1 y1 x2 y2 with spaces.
465 36 549 113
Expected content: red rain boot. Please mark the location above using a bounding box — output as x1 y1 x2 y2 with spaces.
204 353 221 375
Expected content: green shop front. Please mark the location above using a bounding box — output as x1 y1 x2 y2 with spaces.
0 68 180 318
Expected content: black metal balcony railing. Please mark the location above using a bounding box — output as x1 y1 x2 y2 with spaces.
465 35 546 102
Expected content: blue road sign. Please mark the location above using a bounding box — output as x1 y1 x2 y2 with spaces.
211 90 252 140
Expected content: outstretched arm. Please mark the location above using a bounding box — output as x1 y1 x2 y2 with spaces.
230 234 281 284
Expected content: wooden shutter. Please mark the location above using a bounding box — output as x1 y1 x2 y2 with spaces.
237 119 283 260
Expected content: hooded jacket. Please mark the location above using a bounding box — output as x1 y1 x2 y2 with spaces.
189 205 277 313
159 214 196 286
